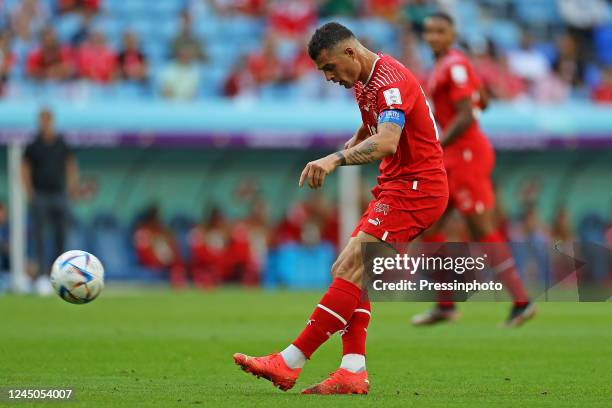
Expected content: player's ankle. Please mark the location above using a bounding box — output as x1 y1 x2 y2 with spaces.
280 344 306 369
340 354 366 373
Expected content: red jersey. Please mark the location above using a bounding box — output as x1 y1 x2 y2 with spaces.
427 49 490 153
354 54 447 198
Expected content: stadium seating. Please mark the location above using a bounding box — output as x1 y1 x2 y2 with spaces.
0 0 606 101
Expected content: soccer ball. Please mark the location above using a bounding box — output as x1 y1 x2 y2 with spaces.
50 250 105 304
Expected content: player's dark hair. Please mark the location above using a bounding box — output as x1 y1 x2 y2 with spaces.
428 11 455 26
307 22 356 60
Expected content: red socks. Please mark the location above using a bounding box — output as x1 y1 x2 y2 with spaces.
341 299 371 356
480 231 529 306
293 278 362 358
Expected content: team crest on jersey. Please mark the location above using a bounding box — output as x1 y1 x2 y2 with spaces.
374 202 390 215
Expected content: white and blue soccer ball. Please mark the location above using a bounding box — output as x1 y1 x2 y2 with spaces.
50 250 105 304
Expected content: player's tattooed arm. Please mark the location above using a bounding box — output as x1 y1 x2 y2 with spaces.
298 123 400 189
337 122 401 166
441 97 474 148
343 125 370 150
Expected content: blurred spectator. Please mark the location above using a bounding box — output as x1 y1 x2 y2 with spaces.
189 206 229 288
364 0 402 21
211 0 266 16
605 208 612 244
551 206 574 242
532 63 570 103
399 29 427 84
557 0 610 61
0 31 15 95
532 66 570 103
274 203 307 246
159 44 201 101
552 33 585 88
189 206 258 287
303 192 339 248
26 27 73 81
22 109 79 295
402 0 437 34
591 66 612 104
117 31 148 82
473 39 526 100
268 0 317 39
243 199 270 269
70 13 95 47
0 202 9 272
287 43 315 81
246 35 283 86
223 56 257 98
58 0 100 15
10 0 49 42
133 204 187 288
76 31 117 83
171 11 206 61
508 32 550 82
318 0 358 18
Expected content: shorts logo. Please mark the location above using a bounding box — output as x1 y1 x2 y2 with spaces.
374 202 390 215
368 218 382 226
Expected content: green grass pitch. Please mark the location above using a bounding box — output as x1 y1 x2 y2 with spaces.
1 288 611 407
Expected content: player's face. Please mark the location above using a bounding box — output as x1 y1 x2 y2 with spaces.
314 47 360 89
423 18 454 55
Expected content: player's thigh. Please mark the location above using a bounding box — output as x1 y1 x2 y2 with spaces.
448 164 495 217
422 204 453 238
464 208 496 240
332 231 382 286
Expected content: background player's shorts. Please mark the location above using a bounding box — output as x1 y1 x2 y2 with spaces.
445 142 495 215
352 189 448 243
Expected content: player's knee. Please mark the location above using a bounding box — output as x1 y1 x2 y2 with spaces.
331 254 361 284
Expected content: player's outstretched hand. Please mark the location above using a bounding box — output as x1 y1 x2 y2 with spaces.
299 155 339 189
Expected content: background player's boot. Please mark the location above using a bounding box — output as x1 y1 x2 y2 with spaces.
411 305 460 326
233 352 300 391
302 368 369 395
504 302 537 328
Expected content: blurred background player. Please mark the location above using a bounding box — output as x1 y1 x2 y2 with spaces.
21 108 79 295
411 12 536 327
234 22 448 395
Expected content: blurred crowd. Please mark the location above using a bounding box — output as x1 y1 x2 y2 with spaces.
0 0 610 103
130 189 339 288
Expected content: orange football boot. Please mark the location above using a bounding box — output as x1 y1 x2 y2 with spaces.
302 368 369 395
233 352 301 391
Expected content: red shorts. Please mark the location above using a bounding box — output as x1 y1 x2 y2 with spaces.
444 142 495 215
352 188 448 243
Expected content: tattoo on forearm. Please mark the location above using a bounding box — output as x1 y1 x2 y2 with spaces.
344 140 379 165
335 151 347 166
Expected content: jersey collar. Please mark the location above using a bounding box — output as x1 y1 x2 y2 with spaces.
363 54 381 87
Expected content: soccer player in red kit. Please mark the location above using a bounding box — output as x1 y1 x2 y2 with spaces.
233 22 448 394
411 12 536 327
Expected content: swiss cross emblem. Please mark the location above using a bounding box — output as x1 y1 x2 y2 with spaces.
374 202 390 215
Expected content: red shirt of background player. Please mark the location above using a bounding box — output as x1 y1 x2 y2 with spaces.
355 54 448 198
427 49 493 160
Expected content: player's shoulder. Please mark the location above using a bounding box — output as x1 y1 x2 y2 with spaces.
370 54 415 91
439 49 476 84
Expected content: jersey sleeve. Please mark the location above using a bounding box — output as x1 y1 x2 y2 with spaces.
375 80 417 116
446 61 478 103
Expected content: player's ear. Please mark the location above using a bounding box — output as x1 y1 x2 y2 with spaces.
344 47 355 59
